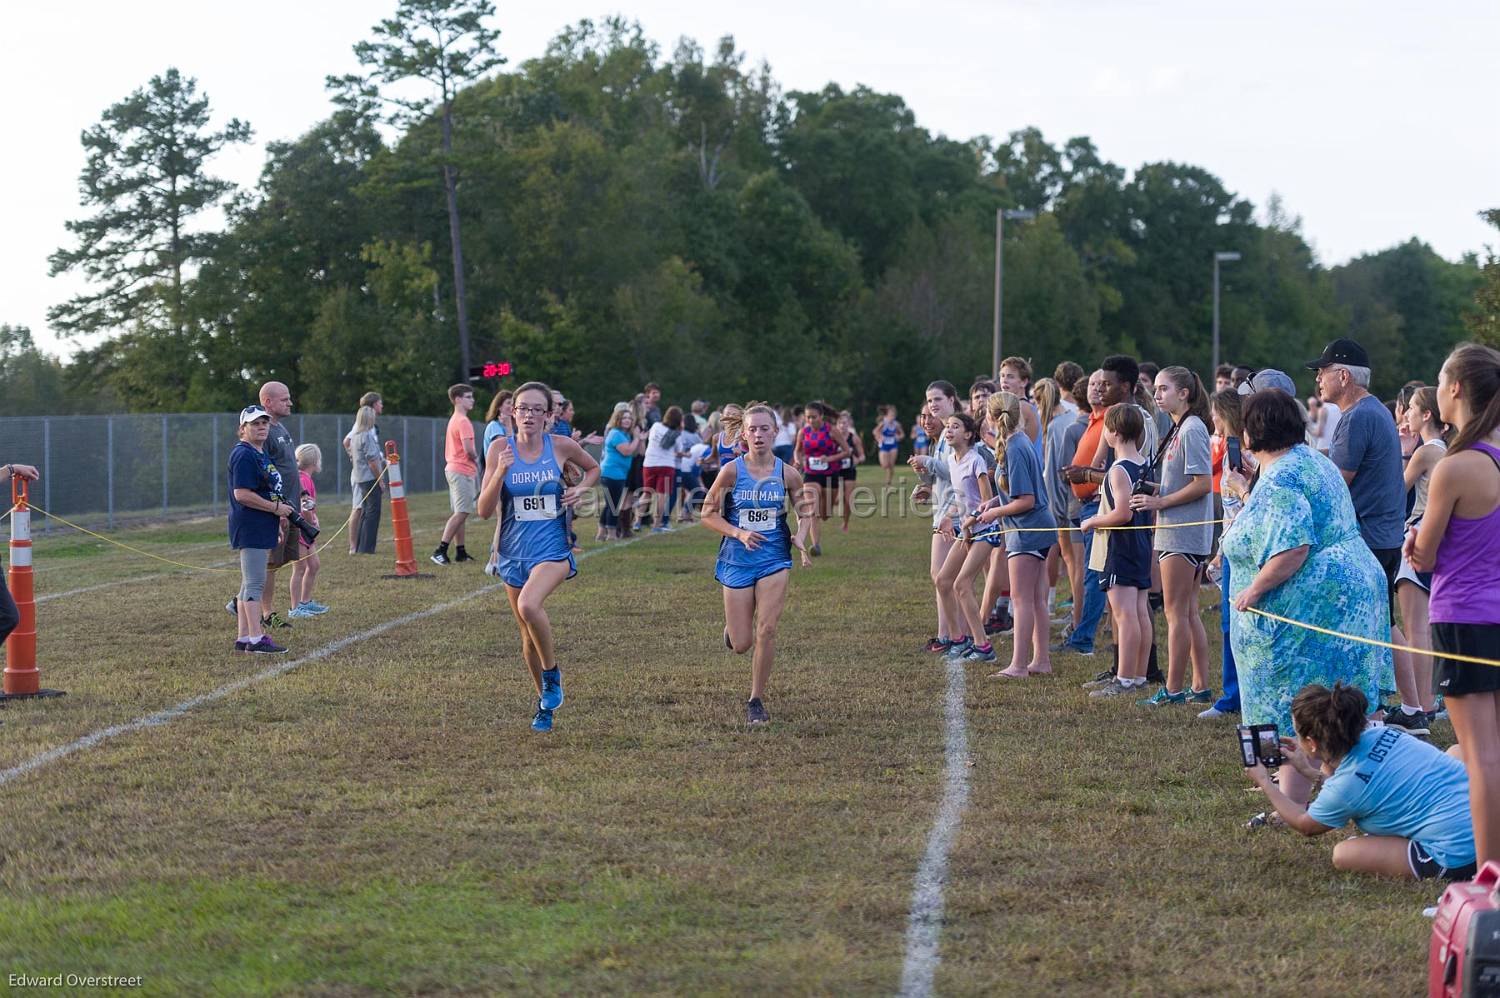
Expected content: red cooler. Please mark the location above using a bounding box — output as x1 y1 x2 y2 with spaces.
1431 861 1500 996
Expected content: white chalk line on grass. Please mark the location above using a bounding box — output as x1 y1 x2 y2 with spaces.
0 527 675 792
897 651 971 998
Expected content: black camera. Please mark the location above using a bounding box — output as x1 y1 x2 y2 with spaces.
1132 474 1158 496
1237 724 1284 769
286 510 320 546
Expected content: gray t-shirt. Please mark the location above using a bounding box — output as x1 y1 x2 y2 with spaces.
998 434 1057 554
1043 410 1079 522
1061 416 1087 521
1154 414 1213 555
351 429 382 484
1330 394 1405 550
265 420 300 504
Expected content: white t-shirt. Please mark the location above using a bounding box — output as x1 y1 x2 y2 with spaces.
946 448 990 517
1318 402 1342 450
680 440 709 473
645 423 680 468
774 419 797 448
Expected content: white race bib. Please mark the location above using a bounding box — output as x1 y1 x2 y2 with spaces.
739 507 777 533
807 457 829 472
515 493 559 521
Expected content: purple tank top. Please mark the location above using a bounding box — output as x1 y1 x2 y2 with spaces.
1429 441 1500 626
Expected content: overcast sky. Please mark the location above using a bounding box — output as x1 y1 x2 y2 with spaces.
3 0 1495 358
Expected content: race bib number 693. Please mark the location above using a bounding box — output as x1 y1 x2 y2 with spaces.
739 507 776 533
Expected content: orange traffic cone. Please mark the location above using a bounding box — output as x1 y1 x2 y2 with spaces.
3 478 65 701
383 441 425 579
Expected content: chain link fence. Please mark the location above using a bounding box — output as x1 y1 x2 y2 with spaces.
0 414 464 529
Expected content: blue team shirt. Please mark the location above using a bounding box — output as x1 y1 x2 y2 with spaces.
227 442 282 550
1308 725 1474 868
498 435 571 569
997 433 1056 554
600 428 633 480
483 420 508 458
716 458 792 575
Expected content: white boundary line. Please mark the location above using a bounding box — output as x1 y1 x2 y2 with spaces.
0 527 672 791
897 652 971 997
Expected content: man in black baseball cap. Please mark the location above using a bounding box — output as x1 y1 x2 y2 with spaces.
1309 337 1429 732
1306 337 1371 371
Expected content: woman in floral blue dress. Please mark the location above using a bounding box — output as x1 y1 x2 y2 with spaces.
1223 391 1390 813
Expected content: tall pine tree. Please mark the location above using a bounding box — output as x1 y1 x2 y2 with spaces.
48 68 251 340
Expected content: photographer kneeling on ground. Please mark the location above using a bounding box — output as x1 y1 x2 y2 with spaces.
1246 682 1475 881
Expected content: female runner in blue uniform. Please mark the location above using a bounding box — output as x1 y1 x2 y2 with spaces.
701 403 815 725
876 405 904 485
477 381 601 733
912 411 930 458
711 404 744 481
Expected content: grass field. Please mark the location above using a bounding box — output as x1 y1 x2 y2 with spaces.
0 473 1444 995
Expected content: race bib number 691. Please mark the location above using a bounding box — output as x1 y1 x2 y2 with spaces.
515 493 559 521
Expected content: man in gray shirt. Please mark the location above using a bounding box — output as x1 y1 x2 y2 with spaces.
259 381 301 630
1309 338 1419 730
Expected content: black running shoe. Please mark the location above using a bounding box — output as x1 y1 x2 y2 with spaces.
431 549 451 566
454 551 477 563
746 698 770 725
984 609 1013 636
1384 706 1430 736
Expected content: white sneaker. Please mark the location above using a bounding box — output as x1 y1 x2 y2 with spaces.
1197 706 1234 719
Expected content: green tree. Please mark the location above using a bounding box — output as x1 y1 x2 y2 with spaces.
0 326 72 415
331 0 505 380
48 68 251 339
1467 209 1500 346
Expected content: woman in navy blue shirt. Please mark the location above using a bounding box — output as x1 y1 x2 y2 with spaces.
229 405 294 654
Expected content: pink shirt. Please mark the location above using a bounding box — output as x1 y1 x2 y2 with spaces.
445 414 477 476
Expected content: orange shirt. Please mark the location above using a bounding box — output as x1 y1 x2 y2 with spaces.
1210 436 1226 493
445 414 477 476
1070 409 1106 501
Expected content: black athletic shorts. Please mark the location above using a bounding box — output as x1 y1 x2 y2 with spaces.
1409 839 1477 881
1433 623 1500 698
1370 546 1400 620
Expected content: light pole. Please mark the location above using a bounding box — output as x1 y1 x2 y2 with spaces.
1212 250 1241 374
994 208 1037 375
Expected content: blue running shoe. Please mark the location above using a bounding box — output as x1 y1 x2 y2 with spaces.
286 605 315 620
540 668 564 711
531 702 554 732
304 601 330 615
961 642 997 663
944 636 974 658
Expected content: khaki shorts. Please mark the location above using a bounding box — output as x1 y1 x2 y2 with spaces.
446 470 478 514
267 520 301 568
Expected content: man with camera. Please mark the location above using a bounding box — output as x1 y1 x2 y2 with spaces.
257 382 303 630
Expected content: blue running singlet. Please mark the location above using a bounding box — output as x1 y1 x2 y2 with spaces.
879 420 900 452
498 434 577 588
715 457 793 589
715 431 740 468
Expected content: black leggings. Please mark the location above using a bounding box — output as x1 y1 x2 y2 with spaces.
600 477 628 530
0 571 19 645
354 480 383 554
